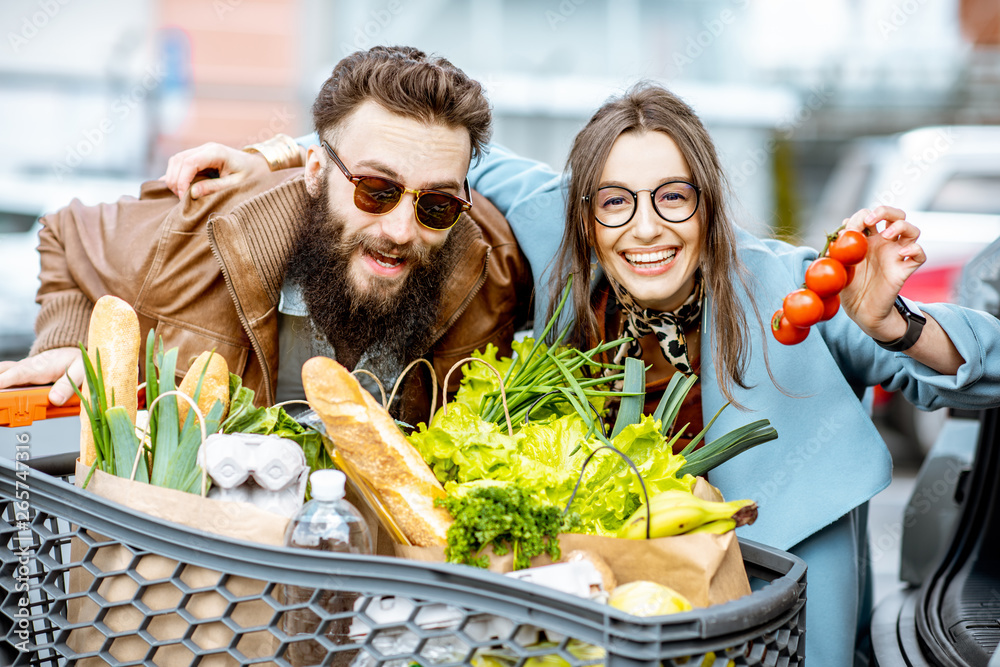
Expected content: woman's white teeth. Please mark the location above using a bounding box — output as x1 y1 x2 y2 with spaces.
624 249 676 265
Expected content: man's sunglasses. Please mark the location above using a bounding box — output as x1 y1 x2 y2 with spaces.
322 141 472 231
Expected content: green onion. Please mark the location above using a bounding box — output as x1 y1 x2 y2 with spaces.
449 273 780 480
106 406 148 482
652 372 698 437
645 369 780 477
71 344 113 474
143 329 159 459
149 347 180 488
678 420 778 478
611 358 645 438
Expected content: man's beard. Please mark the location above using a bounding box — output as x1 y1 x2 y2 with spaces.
286 178 457 384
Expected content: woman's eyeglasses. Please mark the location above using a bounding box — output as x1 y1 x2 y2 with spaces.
586 180 700 228
322 141 472 231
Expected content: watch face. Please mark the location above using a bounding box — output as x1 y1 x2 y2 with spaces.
897 295 927 324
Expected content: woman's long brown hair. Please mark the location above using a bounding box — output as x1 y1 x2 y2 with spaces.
549 83 768 407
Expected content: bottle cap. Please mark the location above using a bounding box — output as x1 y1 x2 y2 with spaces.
309 469 346 501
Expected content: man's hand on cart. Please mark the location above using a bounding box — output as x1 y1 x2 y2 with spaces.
0 347 84 405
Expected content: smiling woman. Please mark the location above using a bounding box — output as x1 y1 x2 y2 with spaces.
554 87 753 411
463 83 1000 667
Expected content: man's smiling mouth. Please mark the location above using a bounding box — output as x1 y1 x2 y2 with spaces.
369 249 404 268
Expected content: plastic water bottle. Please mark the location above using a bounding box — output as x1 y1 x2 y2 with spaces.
283 469 373 666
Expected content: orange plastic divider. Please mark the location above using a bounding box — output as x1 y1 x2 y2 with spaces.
0 387 81 427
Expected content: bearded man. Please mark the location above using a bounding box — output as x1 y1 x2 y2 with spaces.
0 46 533 423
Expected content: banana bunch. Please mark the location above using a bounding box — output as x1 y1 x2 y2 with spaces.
617 489 757 540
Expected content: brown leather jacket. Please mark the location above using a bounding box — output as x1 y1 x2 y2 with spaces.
33 169 533 420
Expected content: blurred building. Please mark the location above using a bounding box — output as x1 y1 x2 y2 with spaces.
0 0 308 180
0 0 997 229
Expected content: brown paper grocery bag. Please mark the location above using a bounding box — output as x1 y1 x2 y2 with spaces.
394 477 752 608
396 531 748 608
67 459 290 666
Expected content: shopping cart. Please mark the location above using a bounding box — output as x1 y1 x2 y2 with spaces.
0 455 806 666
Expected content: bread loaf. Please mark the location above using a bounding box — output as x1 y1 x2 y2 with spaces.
301 356 452 546
81 296 140 466
177 351 230 424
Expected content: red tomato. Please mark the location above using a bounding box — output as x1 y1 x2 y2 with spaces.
783 288 824 328
771 309 810 345
805 257 848 298
820 294 840 321
829 230 868 266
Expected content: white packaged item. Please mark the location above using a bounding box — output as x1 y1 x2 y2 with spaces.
197 432 309 517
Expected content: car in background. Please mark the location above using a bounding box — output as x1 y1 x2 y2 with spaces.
869 235 1000 666
811 126 1000 457
0 172 146 361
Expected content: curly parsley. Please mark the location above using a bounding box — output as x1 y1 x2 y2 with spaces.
436 482 581 570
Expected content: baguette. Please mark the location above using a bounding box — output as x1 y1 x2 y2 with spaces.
81 296 140 466
301 356 452 546
177 351 230 424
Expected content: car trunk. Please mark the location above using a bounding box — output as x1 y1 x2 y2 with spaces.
916 403 1000 665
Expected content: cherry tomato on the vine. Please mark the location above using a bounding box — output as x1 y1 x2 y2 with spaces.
829 230 868 266
772 225 866 343
771 309 809 345
805 257 848 298
783 288 824 328
820 294 840 321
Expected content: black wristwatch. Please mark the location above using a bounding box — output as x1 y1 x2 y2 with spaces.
874 295 926 352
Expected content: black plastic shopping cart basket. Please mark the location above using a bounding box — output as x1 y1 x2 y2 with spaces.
0 455 806 666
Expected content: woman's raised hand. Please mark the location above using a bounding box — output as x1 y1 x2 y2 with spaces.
159 142 270 199
838 205 926 341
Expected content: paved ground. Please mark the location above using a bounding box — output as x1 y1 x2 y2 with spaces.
868 465 918 606
869 413 925 607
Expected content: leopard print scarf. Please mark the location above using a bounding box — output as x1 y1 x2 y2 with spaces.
610 274 704 375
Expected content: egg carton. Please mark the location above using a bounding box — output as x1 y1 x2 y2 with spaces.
347 595 534 666
197 432 309 517
347 559 608 658
505 560 606 602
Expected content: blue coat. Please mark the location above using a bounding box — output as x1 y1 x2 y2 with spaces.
468 143 1000 666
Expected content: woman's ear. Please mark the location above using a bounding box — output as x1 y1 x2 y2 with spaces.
303 145 323 197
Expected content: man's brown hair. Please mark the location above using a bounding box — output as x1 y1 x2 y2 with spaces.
312 46 491 161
